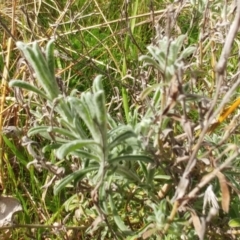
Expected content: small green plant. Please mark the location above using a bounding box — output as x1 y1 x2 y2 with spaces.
10 40 156 239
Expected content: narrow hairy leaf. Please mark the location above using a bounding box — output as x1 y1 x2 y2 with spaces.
139 55 162 71
69 97 101 142
107 125 132 137
109 155 154 164
42 143 62 153
9 80 48 99
140 84 161 100
70 150 100 161
95 91 107 125
82 92 97 119
92 75 103 93
180 46 196 59
98 184 109 214
109 194 131 233
28 126 76 139
109 130 137 150
46 39 56 79
16 41 60 100
115 166 141 182
174 34 186 53
56 139 99 159
94 91 107 146
54 166 98 194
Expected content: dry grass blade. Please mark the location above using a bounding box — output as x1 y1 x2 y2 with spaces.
216 171 230 213
158 183 170 199
0 0 17 192
216 0 240 74
180 144 239 208
45 0 74 37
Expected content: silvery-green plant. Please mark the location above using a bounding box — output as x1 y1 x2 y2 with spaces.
9 40 154 237
134 35 196 151
139 35 196 81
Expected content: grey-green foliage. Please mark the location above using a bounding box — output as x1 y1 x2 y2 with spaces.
9 40 154 237
15 40 60 100
134 35 196 150
134 36 195 148
139 35 196 81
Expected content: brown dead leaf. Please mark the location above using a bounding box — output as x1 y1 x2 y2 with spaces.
189 208 202 239
88 216 102 235
0 196 22 227
142 228 156 239
162 75 180 115
181 118 193 142
216 171 230 213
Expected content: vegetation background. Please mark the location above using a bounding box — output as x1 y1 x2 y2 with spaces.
0 0 240 239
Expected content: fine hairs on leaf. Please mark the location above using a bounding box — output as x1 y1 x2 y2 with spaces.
16 41 60 100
